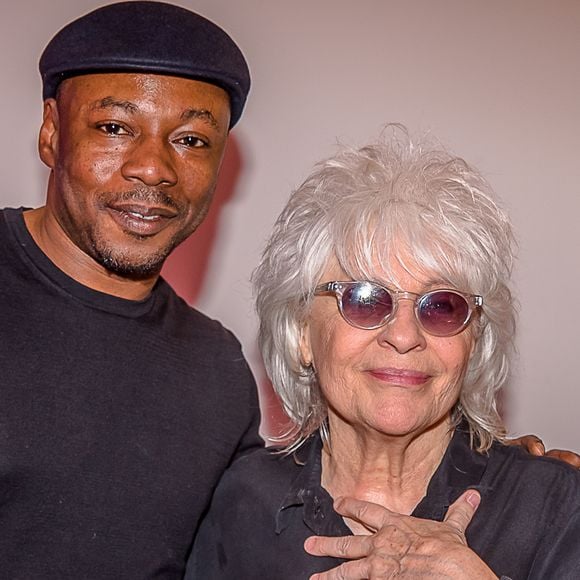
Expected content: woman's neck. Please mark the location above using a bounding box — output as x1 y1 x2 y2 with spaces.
321 416 453 520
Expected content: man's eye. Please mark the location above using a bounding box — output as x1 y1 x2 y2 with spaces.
178 135 207 148
97 123 128 135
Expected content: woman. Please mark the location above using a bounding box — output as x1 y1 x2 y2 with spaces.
189 129 580 579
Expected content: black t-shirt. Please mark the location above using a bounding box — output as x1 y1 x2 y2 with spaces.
188 424 580 579
0 208 263 579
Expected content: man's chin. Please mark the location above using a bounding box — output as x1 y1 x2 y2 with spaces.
87 226 190 281
103 260 164 281
95 248 169 281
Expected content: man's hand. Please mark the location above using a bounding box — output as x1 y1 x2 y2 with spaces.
544 449 580 468
304 491 497 579
508 435 580 468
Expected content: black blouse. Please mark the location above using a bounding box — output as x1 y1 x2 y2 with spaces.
187 424 580 579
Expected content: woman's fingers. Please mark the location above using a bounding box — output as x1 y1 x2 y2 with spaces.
332 496 392 531
443 489 481 538
305 493 488 580
304 533 374 559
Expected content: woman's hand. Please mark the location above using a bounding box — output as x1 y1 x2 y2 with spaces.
304 490 497 580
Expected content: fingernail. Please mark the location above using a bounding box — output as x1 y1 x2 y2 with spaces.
466 490 481 509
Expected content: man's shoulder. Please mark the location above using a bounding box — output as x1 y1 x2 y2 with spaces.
0 207 24 249
158 279 242 347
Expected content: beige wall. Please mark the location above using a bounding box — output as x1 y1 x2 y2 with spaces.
2 0 578 449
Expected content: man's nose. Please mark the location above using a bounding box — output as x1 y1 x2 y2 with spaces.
121 136 178 187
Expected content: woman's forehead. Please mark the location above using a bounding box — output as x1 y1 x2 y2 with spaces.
323 251 450 289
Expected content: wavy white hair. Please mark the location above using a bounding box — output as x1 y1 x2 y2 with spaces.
253 127 516 452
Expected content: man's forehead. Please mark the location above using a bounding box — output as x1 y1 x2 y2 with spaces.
57 73 231 129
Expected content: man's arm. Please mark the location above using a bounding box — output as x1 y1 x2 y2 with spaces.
232 358 265 459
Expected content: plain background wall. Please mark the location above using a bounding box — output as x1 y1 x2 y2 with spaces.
1 0 578 449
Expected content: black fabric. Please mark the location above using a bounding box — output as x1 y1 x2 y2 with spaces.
0 208 262 579
39 1 250 127
188 423 580 579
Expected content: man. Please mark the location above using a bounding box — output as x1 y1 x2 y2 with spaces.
0 2 261 578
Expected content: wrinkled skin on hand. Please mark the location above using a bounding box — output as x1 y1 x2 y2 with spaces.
304 491 497 580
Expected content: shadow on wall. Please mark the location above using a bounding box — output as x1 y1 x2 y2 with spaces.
160 135 290 442
161 136 240 304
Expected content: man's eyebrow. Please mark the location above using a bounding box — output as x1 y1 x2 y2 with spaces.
90 97 138 113
180 108 219 129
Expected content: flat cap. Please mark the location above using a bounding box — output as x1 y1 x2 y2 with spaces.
39 1 250 127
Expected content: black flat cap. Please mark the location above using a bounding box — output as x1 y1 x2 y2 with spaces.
39 1 250 127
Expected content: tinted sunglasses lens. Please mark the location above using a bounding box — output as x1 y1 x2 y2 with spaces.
418 291 470 336
342 283 393 328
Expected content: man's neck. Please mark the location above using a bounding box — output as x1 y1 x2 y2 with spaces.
23 207 157 301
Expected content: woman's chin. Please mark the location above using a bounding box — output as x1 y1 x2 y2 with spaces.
359 406 450 441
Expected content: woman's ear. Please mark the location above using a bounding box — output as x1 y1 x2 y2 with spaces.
38 99 59 169
468 325 479 357
299 322 313 368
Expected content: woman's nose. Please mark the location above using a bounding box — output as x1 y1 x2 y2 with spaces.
376 299 426 353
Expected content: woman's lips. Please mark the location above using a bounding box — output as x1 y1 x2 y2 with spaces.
366 367 431 386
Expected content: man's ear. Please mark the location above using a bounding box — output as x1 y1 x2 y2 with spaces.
38 99 59 169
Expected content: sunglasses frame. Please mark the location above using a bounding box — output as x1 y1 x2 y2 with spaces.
314 280 483 337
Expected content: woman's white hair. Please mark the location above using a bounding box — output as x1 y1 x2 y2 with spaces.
253 126 516 452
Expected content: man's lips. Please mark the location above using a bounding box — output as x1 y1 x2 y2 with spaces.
106 203 179 236
108 202 178 219
366 367 431 386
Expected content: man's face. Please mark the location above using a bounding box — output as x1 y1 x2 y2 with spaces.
39 72 231 279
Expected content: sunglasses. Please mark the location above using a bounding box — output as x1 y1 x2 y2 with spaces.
314 280 482 337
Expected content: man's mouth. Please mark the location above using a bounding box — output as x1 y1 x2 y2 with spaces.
126 210 162 222
106 203 179 236
110 202 178 218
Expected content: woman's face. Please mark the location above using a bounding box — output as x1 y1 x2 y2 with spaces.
300 258 477 440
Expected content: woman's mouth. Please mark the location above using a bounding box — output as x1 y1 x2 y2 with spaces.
366 367 431 387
